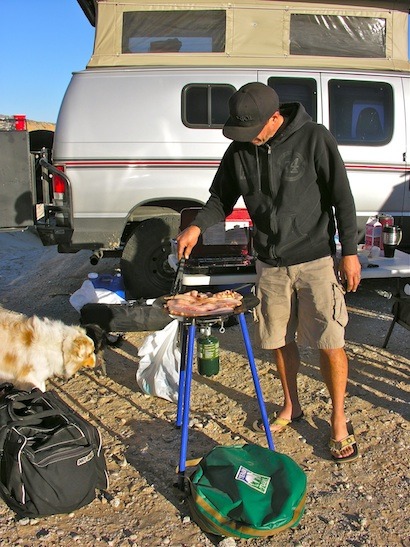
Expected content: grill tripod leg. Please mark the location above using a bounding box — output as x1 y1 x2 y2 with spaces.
177 323 196 489
238 313 275 450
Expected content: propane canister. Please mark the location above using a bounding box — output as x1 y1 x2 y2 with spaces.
197 326 219 376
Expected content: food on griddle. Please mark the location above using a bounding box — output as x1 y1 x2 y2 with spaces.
165 289 243 317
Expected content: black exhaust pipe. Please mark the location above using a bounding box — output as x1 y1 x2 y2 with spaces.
90 249 103 265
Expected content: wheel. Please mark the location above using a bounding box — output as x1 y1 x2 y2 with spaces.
121 216 180 298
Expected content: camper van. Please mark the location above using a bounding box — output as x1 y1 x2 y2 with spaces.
2 0 410 297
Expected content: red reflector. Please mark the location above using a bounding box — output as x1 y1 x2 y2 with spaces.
53 166 66 194
14 114 26 131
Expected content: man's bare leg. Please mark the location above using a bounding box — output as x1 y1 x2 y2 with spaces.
270 341 303 432
319 348 354 459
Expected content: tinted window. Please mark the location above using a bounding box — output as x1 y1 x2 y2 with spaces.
268 77 317 121
329 80 393 145
182 84 236 128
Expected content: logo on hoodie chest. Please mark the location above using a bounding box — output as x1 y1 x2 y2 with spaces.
277 151 306 182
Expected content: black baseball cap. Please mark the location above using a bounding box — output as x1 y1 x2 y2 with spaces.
223 82 280 142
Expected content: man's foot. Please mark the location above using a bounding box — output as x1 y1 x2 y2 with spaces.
252 411 304 435
329 422 359 463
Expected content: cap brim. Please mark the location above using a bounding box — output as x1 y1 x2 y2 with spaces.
223 117 266 142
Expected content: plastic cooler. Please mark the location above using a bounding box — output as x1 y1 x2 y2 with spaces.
88 273 126 299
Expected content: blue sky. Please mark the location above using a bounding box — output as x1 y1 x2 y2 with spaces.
0 1 94 123
0 2 409 124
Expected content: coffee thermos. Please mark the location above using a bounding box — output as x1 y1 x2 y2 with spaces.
382 225 402 257
378 213 394 250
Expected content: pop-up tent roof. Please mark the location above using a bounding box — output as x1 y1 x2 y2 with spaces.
77 0 410 72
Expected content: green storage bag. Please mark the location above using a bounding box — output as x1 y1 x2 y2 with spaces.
186 444 307 538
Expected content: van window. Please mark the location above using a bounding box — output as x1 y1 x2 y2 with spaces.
329 80 393 146
268 77 317 121
290 15 386 58
182 84 236 128
122 11 226 53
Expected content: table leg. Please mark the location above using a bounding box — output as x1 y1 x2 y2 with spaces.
238 313 275 451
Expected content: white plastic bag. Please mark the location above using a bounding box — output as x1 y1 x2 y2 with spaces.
69 280 126 312
136 320 181 403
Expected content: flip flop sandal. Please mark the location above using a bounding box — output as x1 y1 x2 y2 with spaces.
252 412 304 435
329 422 359 464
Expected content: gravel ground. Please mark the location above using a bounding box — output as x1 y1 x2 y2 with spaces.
0 229 408 547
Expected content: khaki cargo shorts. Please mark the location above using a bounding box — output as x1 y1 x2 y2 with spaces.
254 256 348 350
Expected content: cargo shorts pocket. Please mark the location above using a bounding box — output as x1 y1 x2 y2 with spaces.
332 283 348 327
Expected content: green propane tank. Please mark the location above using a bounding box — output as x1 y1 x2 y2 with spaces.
197 326 220 377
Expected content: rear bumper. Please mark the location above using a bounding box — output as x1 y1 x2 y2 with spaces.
36 224 73 247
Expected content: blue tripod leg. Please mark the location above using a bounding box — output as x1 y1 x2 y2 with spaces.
177 322 196 489
176 321 188 428
238 312 275 451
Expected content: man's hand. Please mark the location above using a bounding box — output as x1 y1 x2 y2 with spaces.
177 225 201 260
338 254 361 292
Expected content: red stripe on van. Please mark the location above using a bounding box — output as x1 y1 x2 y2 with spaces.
62 159 410 172
345 164 409 172
64 160 220 168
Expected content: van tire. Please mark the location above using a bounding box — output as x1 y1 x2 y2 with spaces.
120 216 180 298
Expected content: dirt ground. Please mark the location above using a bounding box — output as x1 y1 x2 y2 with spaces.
0 229 408 547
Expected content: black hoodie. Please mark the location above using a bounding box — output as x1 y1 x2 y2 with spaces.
192 102 358 266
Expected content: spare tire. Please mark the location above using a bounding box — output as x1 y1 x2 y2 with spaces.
121 216 180 298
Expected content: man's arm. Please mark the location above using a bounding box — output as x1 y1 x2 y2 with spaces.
317 128 361 292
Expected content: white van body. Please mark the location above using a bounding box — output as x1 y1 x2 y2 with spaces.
3 0 410 297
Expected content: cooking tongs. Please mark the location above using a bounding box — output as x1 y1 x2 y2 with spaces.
170 257 185 296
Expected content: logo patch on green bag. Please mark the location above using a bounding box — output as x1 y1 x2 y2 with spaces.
235 465 271 494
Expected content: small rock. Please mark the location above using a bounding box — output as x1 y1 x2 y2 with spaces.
219 538 237 547
110 497 121 508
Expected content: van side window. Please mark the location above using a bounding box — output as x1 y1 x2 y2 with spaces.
329 80 393 146
182 84 236 128
267 77 317 121
122 11 226 53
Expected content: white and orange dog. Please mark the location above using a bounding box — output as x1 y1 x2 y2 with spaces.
0 308 96 391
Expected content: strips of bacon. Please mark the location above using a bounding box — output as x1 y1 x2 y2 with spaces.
165 289 243 317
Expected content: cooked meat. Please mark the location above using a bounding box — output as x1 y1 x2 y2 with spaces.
165 289 243 317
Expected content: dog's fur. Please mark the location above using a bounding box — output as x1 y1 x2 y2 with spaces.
0 308 96 391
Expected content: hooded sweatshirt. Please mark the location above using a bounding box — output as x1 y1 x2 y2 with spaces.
192 102 358 266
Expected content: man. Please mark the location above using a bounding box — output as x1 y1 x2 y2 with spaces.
177 82 361 463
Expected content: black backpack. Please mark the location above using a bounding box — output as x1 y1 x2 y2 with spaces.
0 383 109 518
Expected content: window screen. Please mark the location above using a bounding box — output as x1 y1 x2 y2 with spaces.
290 15 386 58
329 80 393 146
123 11 226 53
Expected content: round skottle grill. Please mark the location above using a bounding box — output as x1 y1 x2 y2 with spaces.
153 293 259 320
